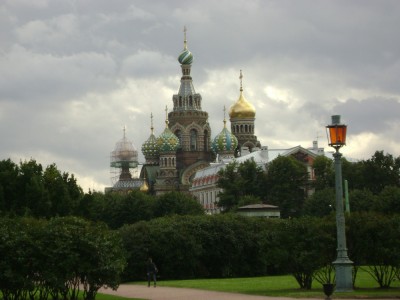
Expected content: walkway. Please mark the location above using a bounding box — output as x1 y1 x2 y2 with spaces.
99 284 316 300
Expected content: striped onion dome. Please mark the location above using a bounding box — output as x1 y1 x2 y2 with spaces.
157 120 180 153
212 119 238 154
141 114 159 162
178 26 193 65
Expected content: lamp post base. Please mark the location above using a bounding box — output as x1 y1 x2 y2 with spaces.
333 259 353 292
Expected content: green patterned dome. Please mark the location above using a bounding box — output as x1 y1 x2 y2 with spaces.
212 121 238 154
141 132 159 160
157 126 180 153
178 27 193 65
178 48 193 65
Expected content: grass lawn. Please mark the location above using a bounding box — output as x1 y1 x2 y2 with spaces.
96 294 142 300
128 268 400 298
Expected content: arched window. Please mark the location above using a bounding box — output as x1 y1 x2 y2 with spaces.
190 129 197 150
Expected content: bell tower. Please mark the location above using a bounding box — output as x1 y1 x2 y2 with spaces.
229 70 260 154
168 27 213 185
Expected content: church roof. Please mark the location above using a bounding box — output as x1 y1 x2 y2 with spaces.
212 118 238 155
191 143 325 187
229 71 256 119
142 113 159 161
178 27 193 65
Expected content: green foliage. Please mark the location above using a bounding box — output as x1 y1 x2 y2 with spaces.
0 159 83 218
273 217 336 289
374 186 400 214
153 191 204 217
266 155 308 218
217 160 266 212
348 213 400 288
360 151 400 194
348 189 377 213
0 216 126 300
312 155 334 190
302 188 335 217
119 214 281 281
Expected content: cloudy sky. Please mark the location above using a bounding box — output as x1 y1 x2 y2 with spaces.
1 0 399 192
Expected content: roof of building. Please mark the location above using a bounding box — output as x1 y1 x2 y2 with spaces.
190 143 326 189
237 204 280 211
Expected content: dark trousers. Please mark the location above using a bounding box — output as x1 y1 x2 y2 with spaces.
147 272 156 286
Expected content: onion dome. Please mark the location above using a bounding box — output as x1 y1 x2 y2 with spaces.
212 108 238 154
157 107 180 153
110 127 138 169
141 113 159 162
178 26 193 65
229 70 256 119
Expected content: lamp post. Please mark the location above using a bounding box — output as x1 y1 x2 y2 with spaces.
326 115 353 292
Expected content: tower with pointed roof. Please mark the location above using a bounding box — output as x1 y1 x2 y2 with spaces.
229 70 260 154
167 27 214 187
153 106 180 194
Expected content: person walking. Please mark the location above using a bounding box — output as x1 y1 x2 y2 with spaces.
146 258 158 287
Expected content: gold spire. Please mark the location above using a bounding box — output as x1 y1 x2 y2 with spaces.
183 26 187 50
223 106 227 128
229 70 256 119
239 69 243 92
165 105 169 128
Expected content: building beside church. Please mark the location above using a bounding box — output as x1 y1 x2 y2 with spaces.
190 142 326 214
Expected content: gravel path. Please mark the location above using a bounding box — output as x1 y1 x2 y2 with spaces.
99 284 320 300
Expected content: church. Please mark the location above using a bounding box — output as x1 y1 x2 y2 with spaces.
139 29 265 195
108 29 329 210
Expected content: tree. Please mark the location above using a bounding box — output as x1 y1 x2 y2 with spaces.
348 213 400 288
102 191 154 229
266 155 308 218
302 188 335 217
217 160 266 212
0 159 19 213
275 217 336 289
374 186 400 215
360 151 400 194
153 191 204 217
312 155 334 190
348 189 376 213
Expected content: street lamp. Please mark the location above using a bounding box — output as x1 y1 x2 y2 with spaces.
326 115 353 292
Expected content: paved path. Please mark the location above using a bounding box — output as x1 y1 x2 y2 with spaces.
99 284 318 300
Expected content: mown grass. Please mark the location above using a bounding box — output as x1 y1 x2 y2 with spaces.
128 268 400 298
96 294 141 300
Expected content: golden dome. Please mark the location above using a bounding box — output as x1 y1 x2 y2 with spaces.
229 70 256 119
229 90 256 119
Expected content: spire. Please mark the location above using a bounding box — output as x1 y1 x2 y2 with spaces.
150 113 154 134
178 26 193 65
123 125 127 139
183 25 188 50
223 105 227 128
165 105 169 128
239 70 243 92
